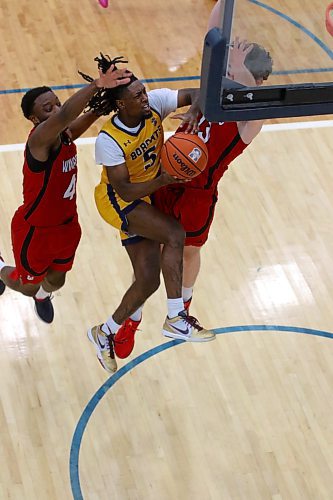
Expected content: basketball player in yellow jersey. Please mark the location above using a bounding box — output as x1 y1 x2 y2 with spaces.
95 93 166 232
80 54 215 373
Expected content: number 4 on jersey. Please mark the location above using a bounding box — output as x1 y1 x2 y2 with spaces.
63 173 77 200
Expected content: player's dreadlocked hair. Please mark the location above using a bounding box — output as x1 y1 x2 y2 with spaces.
21 86 52 119
79 53 138 116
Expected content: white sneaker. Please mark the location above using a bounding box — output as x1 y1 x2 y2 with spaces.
87 324 117 373
162 310 215 342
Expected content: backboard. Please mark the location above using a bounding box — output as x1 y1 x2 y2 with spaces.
200 0 333 121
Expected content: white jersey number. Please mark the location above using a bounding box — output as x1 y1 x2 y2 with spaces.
63 173 77 200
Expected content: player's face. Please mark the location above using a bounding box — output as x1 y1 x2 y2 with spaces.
120 81 152 119
30 91 62 124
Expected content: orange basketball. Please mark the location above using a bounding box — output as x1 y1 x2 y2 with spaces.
160 132 208 180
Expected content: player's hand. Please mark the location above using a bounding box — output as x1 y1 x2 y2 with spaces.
229 37 253 67
159 167 189 185
228 37 253 81
96 65 132 89
171 110 200 134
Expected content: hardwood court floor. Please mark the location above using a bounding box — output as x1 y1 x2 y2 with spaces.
1 124 333 499
1 0 333 145
1 0 333 498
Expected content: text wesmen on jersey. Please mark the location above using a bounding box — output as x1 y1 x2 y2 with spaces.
62 154 78 173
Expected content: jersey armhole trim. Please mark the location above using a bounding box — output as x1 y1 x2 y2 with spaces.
26 143 62 173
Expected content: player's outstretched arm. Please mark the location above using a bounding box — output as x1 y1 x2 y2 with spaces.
208 0 225 30
29 66 132 149
68 110 100 141
173 89 200 133
171 88 200 133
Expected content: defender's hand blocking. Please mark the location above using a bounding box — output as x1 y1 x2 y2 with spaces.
96 65 132 89
228 37 255 84
171 110 200 134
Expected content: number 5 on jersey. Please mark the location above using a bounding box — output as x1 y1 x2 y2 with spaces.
63 173 77 200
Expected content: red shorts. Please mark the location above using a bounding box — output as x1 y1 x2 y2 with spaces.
154 186 218 247
11 209 82 285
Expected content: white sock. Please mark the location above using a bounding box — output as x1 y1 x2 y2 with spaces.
102 315 121 335
182 286 193 302
35 286 51 300
167 298 185 319
130 306 143 322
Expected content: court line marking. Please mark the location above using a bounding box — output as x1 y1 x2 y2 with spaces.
1 118 333 154
249 0 333 60
1 65 333 95
1 0 333 97
69 324 333 500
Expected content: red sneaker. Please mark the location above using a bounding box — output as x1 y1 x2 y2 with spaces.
114 318 141 359
184 297 192 313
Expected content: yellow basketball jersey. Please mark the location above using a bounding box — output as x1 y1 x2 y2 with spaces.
99 110 164 186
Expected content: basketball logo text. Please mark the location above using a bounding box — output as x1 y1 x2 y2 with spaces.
172 153 196 177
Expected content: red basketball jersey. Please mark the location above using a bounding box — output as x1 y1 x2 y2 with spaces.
178 115 248 190
19 131 78 226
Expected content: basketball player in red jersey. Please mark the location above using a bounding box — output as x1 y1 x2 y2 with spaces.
114 8 273 357
113 39 272 356
0 64 132 323
155 12 273 312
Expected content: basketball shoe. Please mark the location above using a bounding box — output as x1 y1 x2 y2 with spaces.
33 295 54 323
0 255 6 296
114 318 141 359
87 324 117 373
162 310 215 342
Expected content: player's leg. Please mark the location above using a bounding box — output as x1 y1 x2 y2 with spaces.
88 238 161 371
126 203 215 343
0 260 40 296
0 257 54 322
37 215 82 323
208 0 225 30
182 245 202 312
154 185 216 314
31 269 67 324
112 241 160 359
89 194 215 373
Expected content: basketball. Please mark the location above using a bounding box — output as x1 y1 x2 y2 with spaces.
161 132 208 180
326 2 333 36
